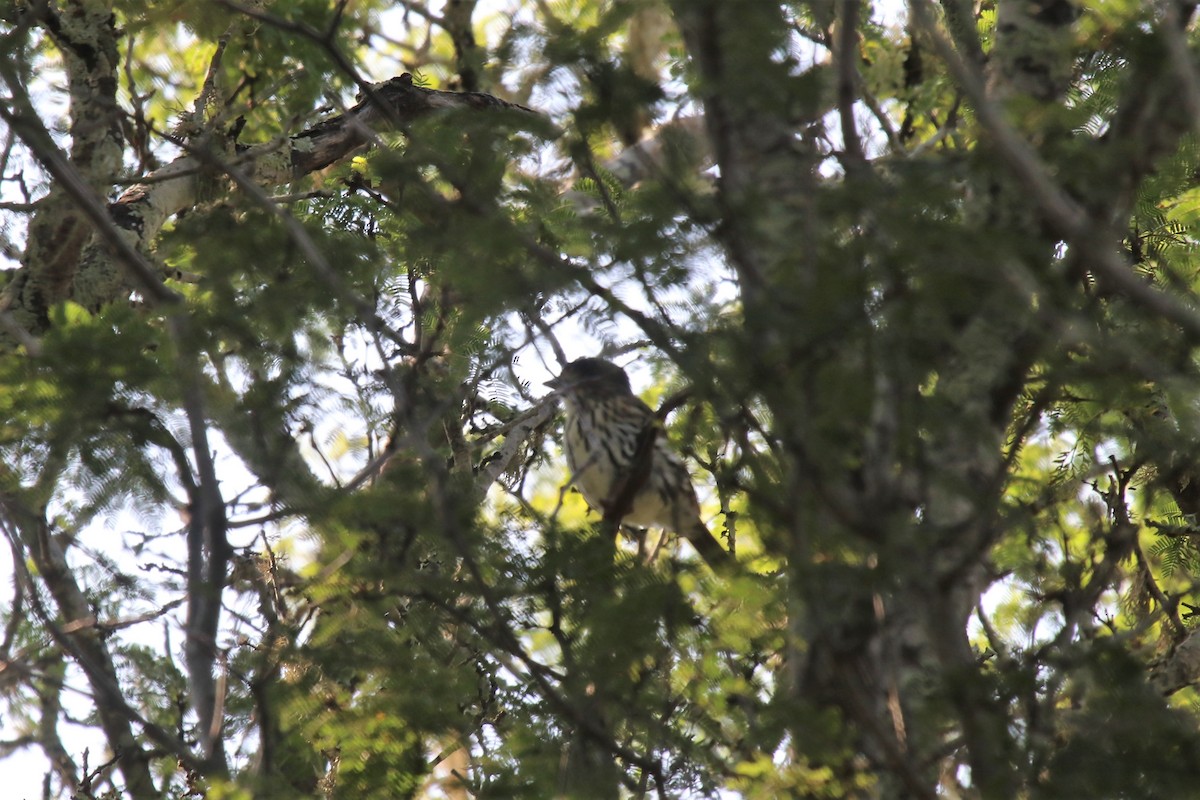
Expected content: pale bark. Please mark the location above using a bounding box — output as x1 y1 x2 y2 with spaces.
1151 628 1200 696
2 73 542 345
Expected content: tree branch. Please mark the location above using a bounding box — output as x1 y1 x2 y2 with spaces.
170 314 231 772
0 494 162 798
1150 626 1200 696
910 0 1200 341
1 72 545 348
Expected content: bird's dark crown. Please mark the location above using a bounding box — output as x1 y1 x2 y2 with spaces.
549 357 632 394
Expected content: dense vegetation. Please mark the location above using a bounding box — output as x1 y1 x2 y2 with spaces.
5 1 1200 797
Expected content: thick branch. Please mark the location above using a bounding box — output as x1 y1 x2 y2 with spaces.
1150 629 1200 696
0 0 123 343
2 73 543 345
443 0 481 92
669 1 820 300
171 316 231 772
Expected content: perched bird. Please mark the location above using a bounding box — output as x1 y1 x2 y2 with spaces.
545 357 733 569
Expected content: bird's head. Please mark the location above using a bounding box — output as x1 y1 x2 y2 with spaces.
545 357 633 397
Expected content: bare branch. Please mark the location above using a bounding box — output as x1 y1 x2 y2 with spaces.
473 400 557 497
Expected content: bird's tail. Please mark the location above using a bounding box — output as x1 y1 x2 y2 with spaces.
684 520 736 571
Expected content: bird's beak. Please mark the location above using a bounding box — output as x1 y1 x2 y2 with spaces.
545 375 564 390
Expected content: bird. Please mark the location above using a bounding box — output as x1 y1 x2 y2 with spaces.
545 357 734 570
